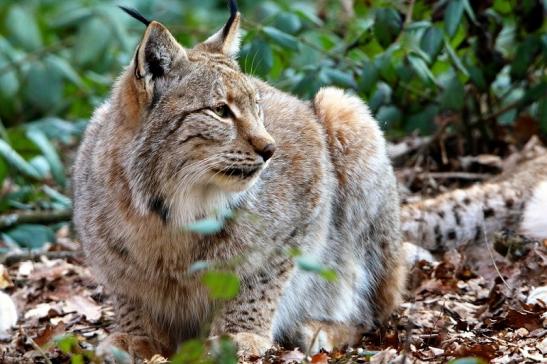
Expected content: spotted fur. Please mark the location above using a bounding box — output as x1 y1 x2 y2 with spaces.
401 154 547 251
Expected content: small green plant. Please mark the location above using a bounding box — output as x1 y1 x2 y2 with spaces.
54 333 105 364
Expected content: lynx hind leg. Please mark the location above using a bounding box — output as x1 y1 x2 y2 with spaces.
371 252 407 323
314 87 405 324
299 321 363 354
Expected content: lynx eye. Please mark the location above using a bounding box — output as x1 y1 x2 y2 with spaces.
212 104 232 119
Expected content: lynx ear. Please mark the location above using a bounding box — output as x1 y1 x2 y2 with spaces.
135 21 187 80
200 0 241 57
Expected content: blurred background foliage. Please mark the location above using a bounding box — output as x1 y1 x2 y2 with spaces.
0 0 545 250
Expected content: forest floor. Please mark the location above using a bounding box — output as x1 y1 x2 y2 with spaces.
1 136 546 363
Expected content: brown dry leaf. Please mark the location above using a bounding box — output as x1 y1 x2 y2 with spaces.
33 323 65 347
500 307 543 331
145 355 169 364
370 348 397 364
63 295 101 322
310 352 329 364
0 264 13 289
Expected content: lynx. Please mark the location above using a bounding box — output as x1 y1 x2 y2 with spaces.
73 1 405 360
401 150 547 251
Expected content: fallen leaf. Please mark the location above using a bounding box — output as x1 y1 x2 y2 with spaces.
33 323 65 347
25 302 60 320
63 295 101 322
0 264 13 289
310 352 329 364
279 349 306 363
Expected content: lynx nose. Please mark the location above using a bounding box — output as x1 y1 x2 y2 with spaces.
256 143 276 162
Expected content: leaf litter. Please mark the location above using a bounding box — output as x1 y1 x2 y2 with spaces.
1 137 546 363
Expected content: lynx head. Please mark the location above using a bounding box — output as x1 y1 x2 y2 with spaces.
116 1 275 226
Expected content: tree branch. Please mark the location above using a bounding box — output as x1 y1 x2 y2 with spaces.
0 209 72 230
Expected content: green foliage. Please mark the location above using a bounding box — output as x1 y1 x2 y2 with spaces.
448 358 488 364
0 0 545 250
202 271 241 300
171 337 237 364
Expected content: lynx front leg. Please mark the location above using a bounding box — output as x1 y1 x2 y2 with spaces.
97 295 171 361
209 261 293 357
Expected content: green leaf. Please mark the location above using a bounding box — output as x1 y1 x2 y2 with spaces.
71 354 84 364
202 271 240 300
444 37 469 77
73 18 112 66
212 337 237 364
448 358 488 364
5 224 55 249
29 156 50 179
467 65 487 91
407 54 437 85
296 256 324 273
25 117 82 144
240 40 273 78
444 0 465 38
6 5 42 50
27 129 65 187
55 334 78 354
188 261 210 274
171 339 207 364
358 63 379 94
184 218 225 235
262 27 300 51
42 185 72 209
24 61 64 112
405 104 439 134
462 0 477 24
375 54 398 85
420 26 444 62
0 54 19 100
510 35 540 80
374 8 402 48
320 269 338 282
493 0 512 14
274 12 302 34
46 55 86 89
497 88 525 125
109 347 131 364
322 68 356 89
296 256 337 281
439 74 465 111
0 139 42 179
376 105 402 129
368 83 392 113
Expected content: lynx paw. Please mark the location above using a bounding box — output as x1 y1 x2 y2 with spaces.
97 332 160 362
210 332 272 357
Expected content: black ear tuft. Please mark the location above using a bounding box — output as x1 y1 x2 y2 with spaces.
119 5 151 26
222 0 239 38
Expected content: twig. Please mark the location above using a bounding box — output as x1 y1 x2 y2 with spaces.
482 222 511 291
0 209 72 230
1 251 80 266
305 325 323 358
388 136 432 159
425 172 491 180
23 328 53 364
